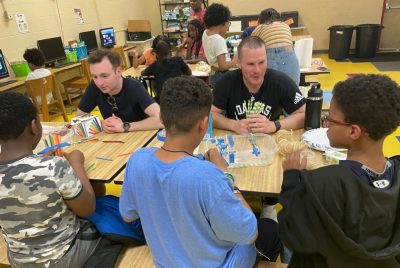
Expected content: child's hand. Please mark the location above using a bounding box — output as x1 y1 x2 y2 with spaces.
41 148 56 157
282 150 307 171
204 148 228 172
128 49 137 57
64 150 85 165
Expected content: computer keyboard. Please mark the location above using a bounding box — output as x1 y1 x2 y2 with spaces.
0 79 17 87
53 61 77 68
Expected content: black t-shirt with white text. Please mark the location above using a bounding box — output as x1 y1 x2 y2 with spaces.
213 69 305 121
78 77 155 123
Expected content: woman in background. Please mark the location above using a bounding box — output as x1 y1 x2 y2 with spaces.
252 8 300 85
189 0 207 22
186 19 206 63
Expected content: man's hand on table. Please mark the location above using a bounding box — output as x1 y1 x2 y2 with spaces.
247 114 276 134
232 119 250 135
102 115 124 133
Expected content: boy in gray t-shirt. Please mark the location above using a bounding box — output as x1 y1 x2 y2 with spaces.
0 92 100 267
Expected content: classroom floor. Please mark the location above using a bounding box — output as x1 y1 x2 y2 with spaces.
50 53 400 195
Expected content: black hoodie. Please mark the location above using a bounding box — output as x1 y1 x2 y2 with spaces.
278 156 400 268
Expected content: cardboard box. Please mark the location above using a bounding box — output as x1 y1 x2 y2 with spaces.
281 11 299 28
128 20 151 32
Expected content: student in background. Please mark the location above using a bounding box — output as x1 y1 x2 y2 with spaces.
128 35 170 68
189 0 207 22
23 48 53 104
142 40 191 103
279 74 400 268
185 19 206 63
252 8 300 85
120 76 281 267
241 9 274 39
202 3 238 88
0 92 101 268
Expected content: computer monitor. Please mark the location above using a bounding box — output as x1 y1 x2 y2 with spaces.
79 30 98 52
0 49 10 80
99 27 116 48
37 36 66 65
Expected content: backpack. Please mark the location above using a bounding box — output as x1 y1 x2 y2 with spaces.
86 195 146 245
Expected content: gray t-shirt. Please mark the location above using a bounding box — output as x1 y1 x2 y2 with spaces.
0 155 82 266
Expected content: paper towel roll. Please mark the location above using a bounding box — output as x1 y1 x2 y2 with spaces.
294 38 314 68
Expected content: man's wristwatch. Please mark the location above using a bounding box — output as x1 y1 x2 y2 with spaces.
274 121 281 133
122 122 130 133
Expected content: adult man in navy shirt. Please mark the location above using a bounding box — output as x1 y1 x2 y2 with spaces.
212 36 305 134
77 49 163 133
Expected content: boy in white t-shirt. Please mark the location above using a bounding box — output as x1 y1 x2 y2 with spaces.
202 3 238 88
23 48 53 104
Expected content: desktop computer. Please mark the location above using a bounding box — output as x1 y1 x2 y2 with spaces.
99 27 116 48
37 37 73 68
0 49 17 87
79 30 98 53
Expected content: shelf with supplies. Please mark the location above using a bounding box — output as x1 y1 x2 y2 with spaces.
158 0 208 46
160 2 191 5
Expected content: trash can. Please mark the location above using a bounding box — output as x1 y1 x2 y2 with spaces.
328 25 354 60
355 24 384 58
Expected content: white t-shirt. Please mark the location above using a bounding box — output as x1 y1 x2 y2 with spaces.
202 30 231 69
26 68 53 105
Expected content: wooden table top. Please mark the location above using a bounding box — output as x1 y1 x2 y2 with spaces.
0 62 82 92
114 129 328 196
40 123 157 183
209 129 328 196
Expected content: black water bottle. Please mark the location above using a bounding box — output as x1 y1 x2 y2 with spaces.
304 83 323 130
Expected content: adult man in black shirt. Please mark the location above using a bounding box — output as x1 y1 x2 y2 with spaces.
212 36 305 134
77 49 163 133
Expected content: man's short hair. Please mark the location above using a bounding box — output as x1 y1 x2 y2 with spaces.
154 41 171 60
238 36 265 60
333 74 400 140
0 92 37 141
23 48 46 67
160 76 212 133
203 3 231 28
88 48 120 70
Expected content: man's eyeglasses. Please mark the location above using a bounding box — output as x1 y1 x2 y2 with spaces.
321 114 351 128
107 95 120 117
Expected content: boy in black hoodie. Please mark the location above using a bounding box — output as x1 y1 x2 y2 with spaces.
278 74 400 268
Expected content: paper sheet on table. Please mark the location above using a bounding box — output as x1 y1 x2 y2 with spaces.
229 21 242 32
294 38 314 68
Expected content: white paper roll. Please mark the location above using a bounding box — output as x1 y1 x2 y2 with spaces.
294 38 314 68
